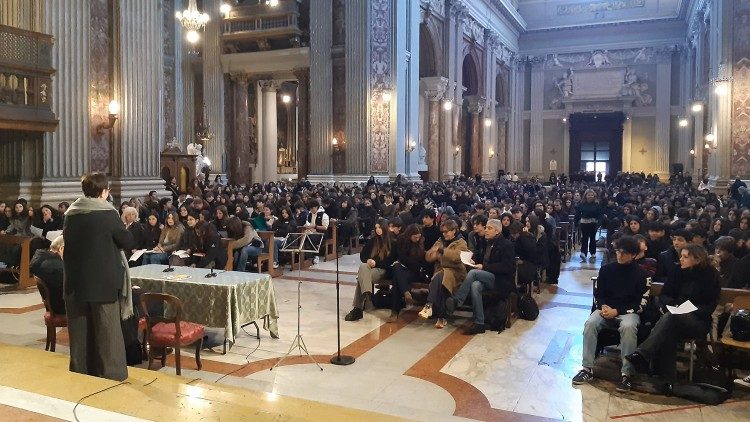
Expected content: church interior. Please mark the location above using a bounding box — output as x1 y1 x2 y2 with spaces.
1 0 750 421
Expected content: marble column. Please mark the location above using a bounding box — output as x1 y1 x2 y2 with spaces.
466 96 484 177
707 0 733 187
0 0 43 31
693 107 705 178
563 115 571 174
677 49 692 170
622 115 632 172
508 59 525 174
309 0 333 176
345 0 368 175
202 0 226 172
260 80 280 182
654 53 672 178
230 73 250 185
529 60 544 177
420 77 448 181
293 68 310 179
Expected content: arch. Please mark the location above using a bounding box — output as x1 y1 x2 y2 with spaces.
461 54 480 96
495 67 508 107
419 24 438 78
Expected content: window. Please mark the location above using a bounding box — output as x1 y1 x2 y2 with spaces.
581 141 609 174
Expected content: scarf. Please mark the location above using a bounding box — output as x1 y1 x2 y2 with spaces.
66 197 133 320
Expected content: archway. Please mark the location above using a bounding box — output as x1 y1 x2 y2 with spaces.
419 25 438 78
419 23 443 181
461 54 480 176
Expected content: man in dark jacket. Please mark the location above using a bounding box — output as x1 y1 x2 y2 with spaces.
654 229 692 285
446 219 516 334
63 172 134 381
573 236 650 393
30 235 66 315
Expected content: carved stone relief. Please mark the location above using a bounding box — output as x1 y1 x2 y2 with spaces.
732 2 750 177
89 0 111 173
370 0 392 173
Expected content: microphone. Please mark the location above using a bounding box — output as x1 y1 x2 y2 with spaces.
205 261 216 278
163 260 174 272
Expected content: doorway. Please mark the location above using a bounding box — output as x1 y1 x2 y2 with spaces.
568 112 624 176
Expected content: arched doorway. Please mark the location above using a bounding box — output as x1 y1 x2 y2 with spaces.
461 54 480 177
419 25 437 79
418 23 443 181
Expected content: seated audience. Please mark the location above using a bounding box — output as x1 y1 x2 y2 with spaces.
389 224 425 323
143 211 183 265
30 235 66 315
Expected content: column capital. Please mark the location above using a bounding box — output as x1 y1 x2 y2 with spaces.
259 80 282 92
465 95 485 115
230 72 251 87
420 76 449 101
292 67 310 82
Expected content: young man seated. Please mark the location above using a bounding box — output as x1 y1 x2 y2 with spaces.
573 236 650 393
445 219 516 335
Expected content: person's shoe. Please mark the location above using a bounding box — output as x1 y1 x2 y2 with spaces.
624 351 650 374
463 323 486 335
404 291 414 307
734 375 750 388
434 318 447 329
579 253 587 262
445 297 456 316
344 307 363 321
588 255 596 263
272 262 280 269
418 304 433 319
616 375 632 393
572 369 594 385
386 311 398 323
313 256 320 265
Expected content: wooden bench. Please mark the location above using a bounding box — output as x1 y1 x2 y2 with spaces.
324 223 338 262
257 231 283 277
220 238 235 271
347 235 362 254
0 235 33 289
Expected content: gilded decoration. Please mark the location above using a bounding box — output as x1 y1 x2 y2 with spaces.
732 2 750 177
369 0 392 173
89 0 111 173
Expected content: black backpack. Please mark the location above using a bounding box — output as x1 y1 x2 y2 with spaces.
484 297 509 332
518 294 539 321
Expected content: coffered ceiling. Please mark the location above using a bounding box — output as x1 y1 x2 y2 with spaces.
516 0 689 31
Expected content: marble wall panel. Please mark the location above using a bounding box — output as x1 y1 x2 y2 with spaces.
731 3 750 178
163 0 177 144
89 0 111 173
369 0 392 173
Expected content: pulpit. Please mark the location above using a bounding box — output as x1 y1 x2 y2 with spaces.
160 145 197 193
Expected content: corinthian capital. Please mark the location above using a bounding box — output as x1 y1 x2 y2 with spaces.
465 95 485 115
259 80 282 92
420 76 449 101
230 72 251 87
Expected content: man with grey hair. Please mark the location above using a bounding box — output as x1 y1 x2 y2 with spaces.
30 235 66 315
446 218 516 334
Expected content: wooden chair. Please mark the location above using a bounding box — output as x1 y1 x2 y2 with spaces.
35 276 67 352
0 235 33 289
324 224 338 262
140 293 204 376
721 295 750 351
257 231 283 277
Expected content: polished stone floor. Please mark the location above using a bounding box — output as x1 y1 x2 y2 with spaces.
1 252 749 421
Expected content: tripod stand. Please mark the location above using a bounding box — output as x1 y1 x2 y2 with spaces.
271 233 324 371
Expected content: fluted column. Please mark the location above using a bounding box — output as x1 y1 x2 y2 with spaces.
654 53 672 178
622 115 632 171
693 107 705 178
508 60 525 173
293 68 310 179
230 73 250 185
202 0 226 172
260 80 280 182
309 0 333 176
345 0 368 175
421 77 448 181
530 60 544 177
43 0 90 179
1 0 43 31
466 96 484 176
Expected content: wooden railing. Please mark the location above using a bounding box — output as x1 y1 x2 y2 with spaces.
0 24 57 132
221 0 303 51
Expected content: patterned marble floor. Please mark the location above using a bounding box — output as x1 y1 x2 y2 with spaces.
1 252 749 421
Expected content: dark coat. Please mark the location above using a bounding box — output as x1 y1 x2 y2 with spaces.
63 208 133 302
481 236 517 296
660 265 721 323
30 249 66 315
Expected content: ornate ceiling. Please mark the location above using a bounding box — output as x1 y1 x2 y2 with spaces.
516 0 689 31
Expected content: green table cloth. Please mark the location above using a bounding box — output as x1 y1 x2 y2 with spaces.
129 265 279 344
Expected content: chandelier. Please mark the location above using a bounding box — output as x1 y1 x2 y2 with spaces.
176 0 210 44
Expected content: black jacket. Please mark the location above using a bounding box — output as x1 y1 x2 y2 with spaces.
30 249 66 315
513 233 540 265
63 208 133 302
481 236 516 296
395 236 426 272
660 265 721 322
729 255 750 289
655 247 679 284
422 224 441 251
126 222 146 253
594 261 650 316
359 237 396 269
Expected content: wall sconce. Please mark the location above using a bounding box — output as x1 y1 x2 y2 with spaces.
220 3 232 17
678 118 689 128
443 100 453 111
332 137 343 154
691 102 703 113
406 139 416 153
381 92 392 103
489 148 495 158
690 149 695 156
281 94 291 104
484 118 492 127
562 117 567 123
97 100 119 133
453 145 460 156
712 63 732 96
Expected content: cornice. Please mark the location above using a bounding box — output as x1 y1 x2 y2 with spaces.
523 16 685 34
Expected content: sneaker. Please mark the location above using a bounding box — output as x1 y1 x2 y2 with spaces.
624 351 650 374
579 253 587 262
344 307 363 321
734 375 750 389
588 255 596 263
434 318 447 329
445 297 456 315
386 311 398 323
313 256 320 265
273 262 280 269
404 291 414 307
616 375 632 393
419 304 433 319
572 369 594 385
463 323 486 335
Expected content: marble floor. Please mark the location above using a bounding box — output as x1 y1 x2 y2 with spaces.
1 252 749 421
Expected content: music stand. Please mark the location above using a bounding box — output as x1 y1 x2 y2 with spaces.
271 232 324 371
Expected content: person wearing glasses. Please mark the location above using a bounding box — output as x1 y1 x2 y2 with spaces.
573 236 651 393
63 172 134 381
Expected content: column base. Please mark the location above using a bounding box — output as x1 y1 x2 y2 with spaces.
306 174 382 184
109 177 171 203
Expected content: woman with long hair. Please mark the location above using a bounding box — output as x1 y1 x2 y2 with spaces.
575 189 602 263
1 200 31 236
626 244 720 386
389 224 426 323
345 219 396 321
143 211 183 265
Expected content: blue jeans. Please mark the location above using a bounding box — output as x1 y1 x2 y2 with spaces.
142 252 169 265
235 245 262 272
453 269 495 325
273 239 282 265
581 310 640 376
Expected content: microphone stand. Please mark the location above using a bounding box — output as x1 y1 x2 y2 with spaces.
330 219 355 365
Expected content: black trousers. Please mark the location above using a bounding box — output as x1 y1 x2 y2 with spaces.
637 312 710 382
391 263 420 312
580 223 598 256
66 295 128 381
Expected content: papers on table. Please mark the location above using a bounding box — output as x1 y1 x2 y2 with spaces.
29 226 63 242
460 251 478 268
129 249 157 262
164 274 191 281
172 250 190 259
46 230 62 242
666 300 698 315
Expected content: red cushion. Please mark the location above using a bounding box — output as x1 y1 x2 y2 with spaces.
44 312 67 327
149 321 204 347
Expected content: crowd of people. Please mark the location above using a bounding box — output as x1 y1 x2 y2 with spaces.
2 170 750 391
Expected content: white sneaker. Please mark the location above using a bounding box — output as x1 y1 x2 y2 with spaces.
419 304 433 319
313 256 320 265
735 375 750 388
273 262 280 269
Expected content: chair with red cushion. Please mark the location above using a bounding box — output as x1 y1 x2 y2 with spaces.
35 276 67 352
140 292 204 376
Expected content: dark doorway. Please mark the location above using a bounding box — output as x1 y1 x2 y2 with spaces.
569 112 624 177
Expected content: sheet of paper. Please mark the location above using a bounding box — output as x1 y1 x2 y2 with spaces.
130 249 146 262
29 226 43 238
666 300 698 315
460 251 477 267
45 230 62 242
172 250 190 259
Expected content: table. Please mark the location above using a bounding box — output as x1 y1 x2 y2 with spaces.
129 265 279 350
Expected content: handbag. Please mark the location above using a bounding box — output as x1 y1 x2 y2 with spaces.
518 294 539 321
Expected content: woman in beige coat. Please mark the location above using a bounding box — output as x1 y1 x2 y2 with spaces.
421 219 469 328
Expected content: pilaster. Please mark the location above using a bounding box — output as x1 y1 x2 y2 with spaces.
654 52 672 178
229 73 251 185
345 0 369 175
309 0 333 176
202 0 226 172
259 80 281 182
529 59 544 176
421 76 448 181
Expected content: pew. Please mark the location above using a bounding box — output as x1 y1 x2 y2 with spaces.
0 235 33 289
